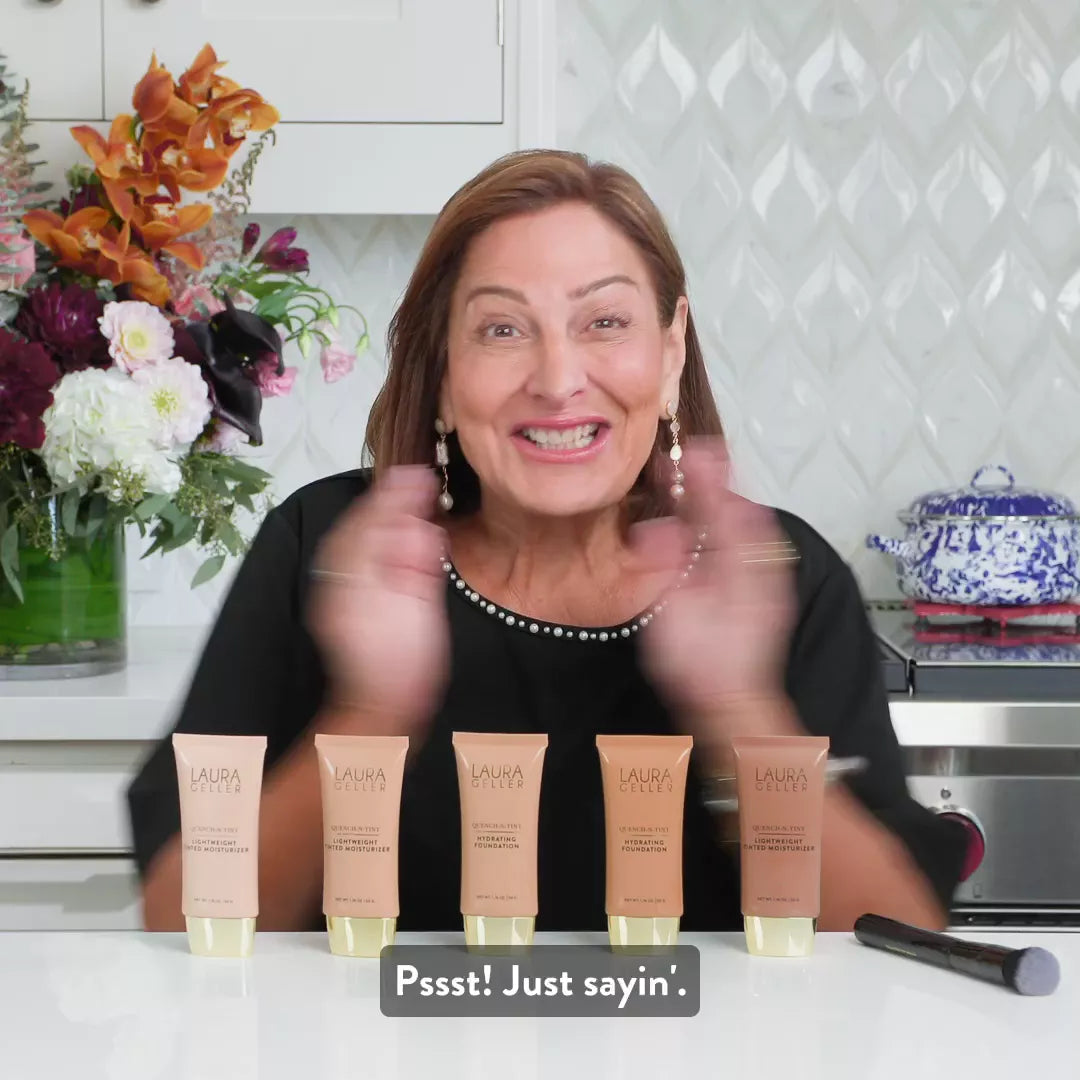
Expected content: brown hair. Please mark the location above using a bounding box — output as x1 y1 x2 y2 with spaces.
364 148 723 519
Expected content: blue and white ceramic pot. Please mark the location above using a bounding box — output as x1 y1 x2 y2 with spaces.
866 465 1080 606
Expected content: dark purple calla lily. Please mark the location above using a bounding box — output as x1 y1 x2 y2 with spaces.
175 295 284 446
241 222 261 256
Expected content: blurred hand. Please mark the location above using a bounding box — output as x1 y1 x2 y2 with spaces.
632 440 798 742
307 466 450 734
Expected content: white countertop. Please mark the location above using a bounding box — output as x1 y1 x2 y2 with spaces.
0 627 203 741
0 931 1073 1079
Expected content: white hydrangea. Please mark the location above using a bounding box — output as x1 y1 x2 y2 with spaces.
41 368 183 499
131 356 212 449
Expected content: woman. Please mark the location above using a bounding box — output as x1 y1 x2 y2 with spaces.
128 150 966 934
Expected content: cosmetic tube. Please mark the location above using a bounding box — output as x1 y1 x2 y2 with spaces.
596 734 692 950
315 734 409 957
453 732 548 949
172 733 267 958
732 735 829 957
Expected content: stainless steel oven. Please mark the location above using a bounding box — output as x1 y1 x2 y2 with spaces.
872 602 1080 928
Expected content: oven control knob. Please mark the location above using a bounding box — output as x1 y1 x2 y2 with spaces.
934 809 986 882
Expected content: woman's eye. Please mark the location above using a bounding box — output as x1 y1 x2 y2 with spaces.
483 323 521 339
590 315 628 331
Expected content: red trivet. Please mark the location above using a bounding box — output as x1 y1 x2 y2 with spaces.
909 600 1080 627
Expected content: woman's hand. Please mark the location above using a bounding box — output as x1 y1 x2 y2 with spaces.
633 441 800 752
307 465 450 734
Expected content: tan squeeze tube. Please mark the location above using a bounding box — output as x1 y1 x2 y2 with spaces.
596 734 692 949
314 734 409 957
732 735 829 957
172 733 267 957
453 732 548 949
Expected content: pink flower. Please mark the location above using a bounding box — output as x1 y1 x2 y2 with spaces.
254 354 297 397
173 284 226 319
0 229 36 290
204 418 247 453
320 340 355 384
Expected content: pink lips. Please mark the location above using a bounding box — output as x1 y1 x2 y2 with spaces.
511 418 611 464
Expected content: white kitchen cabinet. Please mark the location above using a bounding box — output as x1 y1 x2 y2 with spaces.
14 0 555 213
3 0 104 120
0 858 141 930
103 0 503 124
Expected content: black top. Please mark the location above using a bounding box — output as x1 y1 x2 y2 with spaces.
127 468 968 930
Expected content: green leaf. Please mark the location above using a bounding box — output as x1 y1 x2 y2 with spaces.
254 282 305 323
84 494 108 542
61 487 81 537
0 524 21 602
216 520 243 554
191 553 226 587
135 493 171 521
161 517 198 553
234 490 255 513
158 500 187 528
216 458 271 484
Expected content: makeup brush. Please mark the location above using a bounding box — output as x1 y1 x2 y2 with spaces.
854 913 1060 996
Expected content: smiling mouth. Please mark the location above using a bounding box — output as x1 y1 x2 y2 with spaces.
519 423 601 450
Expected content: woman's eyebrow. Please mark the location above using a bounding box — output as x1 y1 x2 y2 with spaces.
463 275 639 307
463 284 528 305
569 274 639 299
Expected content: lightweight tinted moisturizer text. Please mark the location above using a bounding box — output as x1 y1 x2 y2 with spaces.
315 734 408 957
733 735 828 958
172 733 267 958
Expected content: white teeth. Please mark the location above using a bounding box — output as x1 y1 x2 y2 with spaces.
520 424 599 450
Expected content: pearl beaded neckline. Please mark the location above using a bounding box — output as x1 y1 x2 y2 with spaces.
441 534 705 642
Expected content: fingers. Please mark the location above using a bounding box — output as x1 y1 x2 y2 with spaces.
627 517 688 575
369 464 440 522
677 440 730 543
364 519 447 597
313 466 447 592
673 439 797 598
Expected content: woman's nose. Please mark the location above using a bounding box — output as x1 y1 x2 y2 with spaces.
525 334 587 404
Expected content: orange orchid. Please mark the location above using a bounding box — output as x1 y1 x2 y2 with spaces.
187 88 280 157
23 207 114 279
147 137 229 197
177 44 241 107
130 196 211 270
70 116 159 221
22 206 170 306
132 53 199 138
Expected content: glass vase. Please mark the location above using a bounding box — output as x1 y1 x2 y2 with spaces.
0 496 126 679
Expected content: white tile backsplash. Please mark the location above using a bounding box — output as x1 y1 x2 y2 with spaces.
131 0 1080 626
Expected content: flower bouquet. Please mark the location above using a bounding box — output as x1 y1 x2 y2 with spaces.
0 46 366 675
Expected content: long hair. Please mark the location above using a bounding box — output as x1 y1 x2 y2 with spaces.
364 148 723 519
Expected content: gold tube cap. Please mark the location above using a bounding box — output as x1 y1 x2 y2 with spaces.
463 915 535 950
185 916 256 958
744 916 817 957
326 916 396 958
608 916 680 950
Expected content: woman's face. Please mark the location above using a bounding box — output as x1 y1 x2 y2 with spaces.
442 202 687 519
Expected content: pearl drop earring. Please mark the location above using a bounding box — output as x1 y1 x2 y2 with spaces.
666 401 684 501
434 418 454 511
